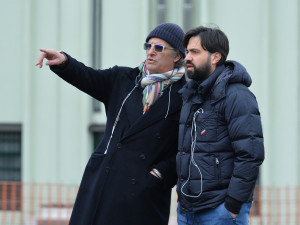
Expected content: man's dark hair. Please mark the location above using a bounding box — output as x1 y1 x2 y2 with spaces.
183 26 229 66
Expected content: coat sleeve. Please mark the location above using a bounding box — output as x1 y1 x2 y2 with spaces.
50 53 118 105
154 147 178 189
224 85 264 213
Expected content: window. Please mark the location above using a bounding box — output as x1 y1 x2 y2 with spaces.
93 131 105 150
92 0 102 113
92 0 102 70
89 125 105 150
0 124 22 210
90 0 105 151
157 0 166 24
92 99 101 112
183 0 193 32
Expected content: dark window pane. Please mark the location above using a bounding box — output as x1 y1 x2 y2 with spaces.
0 128 22 210
93 132 104 150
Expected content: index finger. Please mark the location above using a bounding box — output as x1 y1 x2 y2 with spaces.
35 52 47 68
39 48 49 54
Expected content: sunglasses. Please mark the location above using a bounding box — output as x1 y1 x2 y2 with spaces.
143 43 174 53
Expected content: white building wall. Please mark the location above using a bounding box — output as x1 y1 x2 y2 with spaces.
0 0 93 185
0 0 299 187
101 0 150 68
0 1 23 122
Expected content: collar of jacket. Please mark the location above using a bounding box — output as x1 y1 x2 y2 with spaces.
209 65 234 104
179 64 225 103
197 64 225 96
121 71 186 139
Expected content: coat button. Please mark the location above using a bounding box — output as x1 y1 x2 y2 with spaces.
131 179 136 184
117 143 122 148
139 154 146 160
105 167 110 173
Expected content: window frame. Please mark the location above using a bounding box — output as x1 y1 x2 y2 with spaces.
0 124 22 211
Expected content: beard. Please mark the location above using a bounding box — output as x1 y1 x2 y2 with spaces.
186 57 212 82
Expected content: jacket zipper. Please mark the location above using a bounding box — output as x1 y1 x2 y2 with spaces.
215 157 220 181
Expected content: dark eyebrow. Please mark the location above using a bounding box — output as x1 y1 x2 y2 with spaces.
188 48 200 52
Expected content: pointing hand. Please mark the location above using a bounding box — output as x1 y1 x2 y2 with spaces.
35 49 66 68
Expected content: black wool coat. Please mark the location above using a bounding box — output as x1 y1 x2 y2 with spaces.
50 54 186 225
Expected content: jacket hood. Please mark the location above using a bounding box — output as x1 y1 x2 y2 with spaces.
226 60 252 87
179 60 252 103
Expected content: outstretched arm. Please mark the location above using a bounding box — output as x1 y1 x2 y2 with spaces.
35 50 122 105
35 49 67 68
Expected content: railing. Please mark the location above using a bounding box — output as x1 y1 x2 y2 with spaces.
0 182 300 225
248 185 300 225
0 182 78 225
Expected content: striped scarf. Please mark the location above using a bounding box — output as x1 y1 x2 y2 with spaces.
139 61 185 113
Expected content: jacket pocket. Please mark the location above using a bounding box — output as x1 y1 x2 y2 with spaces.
146 172 163 189
81 152 106 188
87 152 106 169
195 113 218 142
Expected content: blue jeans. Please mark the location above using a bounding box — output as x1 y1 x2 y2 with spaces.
177 202 252 225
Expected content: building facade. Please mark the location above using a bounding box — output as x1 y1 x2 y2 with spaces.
0 0 300 224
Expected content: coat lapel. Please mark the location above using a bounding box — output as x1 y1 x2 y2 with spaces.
122 77 185 140
119 68 144 126
122 81 144 125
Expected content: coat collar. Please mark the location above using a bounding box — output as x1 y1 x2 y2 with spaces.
210 65 233 104
180 64 230 104
122 68 144 126
122 75 185 139
197 65 225 96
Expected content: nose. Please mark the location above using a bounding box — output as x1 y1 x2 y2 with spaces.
184 53 192 62
147 46 156 56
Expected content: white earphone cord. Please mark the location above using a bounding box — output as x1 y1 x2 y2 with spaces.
104 70 143 154
181 108 203 198
104 63 176 154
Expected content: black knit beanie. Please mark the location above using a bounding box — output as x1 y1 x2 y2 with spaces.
146 23 185 57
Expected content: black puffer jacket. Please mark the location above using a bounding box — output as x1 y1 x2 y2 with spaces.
176 61 264 214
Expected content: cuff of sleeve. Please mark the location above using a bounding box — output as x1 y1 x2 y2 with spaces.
57 51 69 68
224 196 243 214
154 163 176 189
50 52 72 72
151 168 163 180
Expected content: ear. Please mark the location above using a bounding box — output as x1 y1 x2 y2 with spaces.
173 54 182 64
211 52 222 65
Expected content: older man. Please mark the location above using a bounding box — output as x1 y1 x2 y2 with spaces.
36 23 185 225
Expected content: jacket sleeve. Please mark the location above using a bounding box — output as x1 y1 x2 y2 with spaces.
50 53 117 105
224 86 264 214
